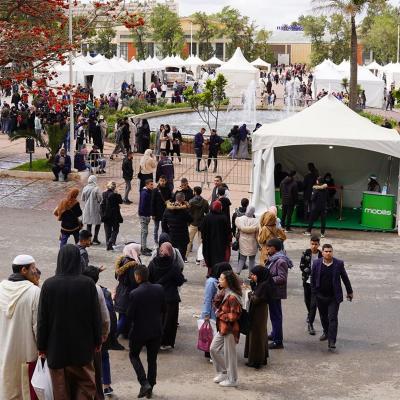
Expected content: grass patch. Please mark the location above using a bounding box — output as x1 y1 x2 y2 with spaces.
13 159 52 172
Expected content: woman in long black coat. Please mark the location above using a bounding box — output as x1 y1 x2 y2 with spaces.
148 242 186 349
201 200 231 277
102 181 123 250
244 265 273 369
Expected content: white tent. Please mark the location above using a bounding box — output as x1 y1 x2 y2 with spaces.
204 56 224 66
185 55 204 78
313 60 384 108
251 57 271 71
216 48 259 101
383 62 400 88
50 57 92 87
252 94 400 228
366 60 384 71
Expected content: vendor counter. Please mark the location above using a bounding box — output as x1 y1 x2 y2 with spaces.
361 191 396 230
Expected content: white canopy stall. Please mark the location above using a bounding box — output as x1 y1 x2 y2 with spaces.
203 56 224 67
366 60 384 77
383 62 400 89
216 48 259 103
252 94 400 231
251 57 271 72
185 55 204 79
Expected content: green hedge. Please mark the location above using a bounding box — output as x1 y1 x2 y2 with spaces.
359 111 397 128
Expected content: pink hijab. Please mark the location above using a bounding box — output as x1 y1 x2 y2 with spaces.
123 243 141 263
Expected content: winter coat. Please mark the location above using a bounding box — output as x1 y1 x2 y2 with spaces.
235 215 259 256
81 182 102 225
148 257 186 303
232 206 246 236
213 290 242 344
59 202 82 232
122 157 134 181
299 249 322 282
188 195 209 227
151 185 172 221
200 277 218 320
156 158 174 184
114 256 140 313
161 201 192 248
280 176 298 206
139 187 153 217
102 189 123 224
202 211 231 269
303 172 318 201
311 184 328 211
173 186 194 202
266 251 293 300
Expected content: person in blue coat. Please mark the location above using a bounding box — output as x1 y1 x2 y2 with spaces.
311 243 353 350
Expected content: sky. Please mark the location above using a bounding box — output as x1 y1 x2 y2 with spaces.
178 0 398 29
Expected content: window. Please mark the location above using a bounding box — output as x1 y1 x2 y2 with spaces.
120 43 128 60
190 43 197 56
215 43 224 60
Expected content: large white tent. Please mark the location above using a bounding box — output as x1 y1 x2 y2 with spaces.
50 57 92 87
216 47 259 101
313 59 385 108
252 94 400 229
185 55 204 78
383 62 400 88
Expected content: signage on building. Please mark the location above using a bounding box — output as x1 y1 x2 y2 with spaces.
276 25 304 31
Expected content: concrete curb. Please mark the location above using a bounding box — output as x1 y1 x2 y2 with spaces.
0 169 82 181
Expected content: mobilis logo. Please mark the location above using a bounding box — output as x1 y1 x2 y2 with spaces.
364 208 391 216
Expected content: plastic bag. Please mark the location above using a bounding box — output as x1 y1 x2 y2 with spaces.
197 320 214 352
197 243 204 262
31 359 54 400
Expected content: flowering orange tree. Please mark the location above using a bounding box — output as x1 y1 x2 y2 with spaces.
0 0 144 87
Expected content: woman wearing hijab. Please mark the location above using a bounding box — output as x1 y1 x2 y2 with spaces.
148 242 186 350
81 175 102 245
258 211 286 264
137 118 151 153
210 270 242 388
237 123 249 159
114 243 141 338
138 149 157 191
201 200 231 277
244 266 273 369
54 187 82 248
234 205 259 274
150 232 185 271
37 245 102 398
102 181 123 251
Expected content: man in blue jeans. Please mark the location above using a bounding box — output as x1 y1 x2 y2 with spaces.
194 127 206 171
265 238 293 349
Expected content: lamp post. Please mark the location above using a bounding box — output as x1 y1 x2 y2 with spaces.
68 0 76 157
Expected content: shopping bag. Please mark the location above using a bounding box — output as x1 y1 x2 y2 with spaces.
197 320 214 352
197 243 204 262
31 359 54 400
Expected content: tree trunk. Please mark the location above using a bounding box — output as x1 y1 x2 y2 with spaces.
349 15 358 111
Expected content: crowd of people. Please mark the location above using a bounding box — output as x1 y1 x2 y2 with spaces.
0 163 355 399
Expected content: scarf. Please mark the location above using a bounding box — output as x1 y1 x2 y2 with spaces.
8 273 26 282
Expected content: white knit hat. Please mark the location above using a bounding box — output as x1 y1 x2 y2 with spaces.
12 255 35 265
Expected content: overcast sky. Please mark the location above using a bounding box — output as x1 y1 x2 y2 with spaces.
178 0 398 29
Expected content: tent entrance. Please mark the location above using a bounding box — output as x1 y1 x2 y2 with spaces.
274 145 398 232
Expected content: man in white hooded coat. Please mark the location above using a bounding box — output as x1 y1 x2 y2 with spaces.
0 255 41 399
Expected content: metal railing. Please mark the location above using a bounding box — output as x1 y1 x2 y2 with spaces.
88 152 252 189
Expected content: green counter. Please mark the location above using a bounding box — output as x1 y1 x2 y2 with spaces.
361 192 396 230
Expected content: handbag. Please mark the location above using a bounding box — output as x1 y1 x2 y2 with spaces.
31 359 54 400
197 320 214 352
238 308 250 335
232 231 240 252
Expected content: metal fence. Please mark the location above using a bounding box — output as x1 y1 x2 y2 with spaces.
88 152 252 190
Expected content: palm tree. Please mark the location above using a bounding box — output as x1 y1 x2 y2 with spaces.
313 0 371 110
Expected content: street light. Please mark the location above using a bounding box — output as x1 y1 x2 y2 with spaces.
68 0 76 157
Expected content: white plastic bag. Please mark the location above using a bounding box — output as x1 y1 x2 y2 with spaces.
31 359 54 400
197 318 216 336
197 243 204 262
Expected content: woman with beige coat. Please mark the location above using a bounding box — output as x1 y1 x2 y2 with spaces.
234 206 259 274
138 149 157 190
258 211 286 264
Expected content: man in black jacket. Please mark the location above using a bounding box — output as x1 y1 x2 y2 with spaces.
311 244 353 350
303 162 319 220
280 170 298 232
151 175 172 245
122 151 134 204
37 245 102 397
299 235 322 335
304 177 328 238
127 265 166 399
173 177 194 202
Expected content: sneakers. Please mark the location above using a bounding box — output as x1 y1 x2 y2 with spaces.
328 340 336 350
213 373 227 383
308 323 316 336
195 260 200 265
320 234 326 238
92 239 101 245
108 341 125 351
219 379 238 387
104 387 114 396
159 345 172 351
123 199 133 204
303 231 311 236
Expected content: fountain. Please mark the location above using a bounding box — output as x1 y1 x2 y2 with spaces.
242 80 257 127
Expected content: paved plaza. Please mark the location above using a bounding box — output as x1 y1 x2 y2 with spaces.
0 175 399 399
